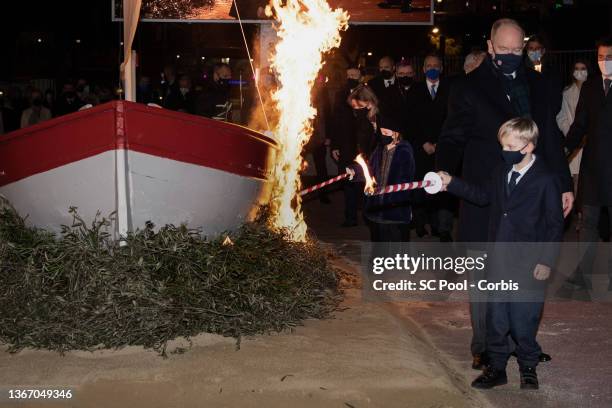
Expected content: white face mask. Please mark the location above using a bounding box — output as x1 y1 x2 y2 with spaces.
573 70 588 82
599 60 612 77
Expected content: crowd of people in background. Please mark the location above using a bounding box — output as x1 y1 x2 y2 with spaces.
0 62 237 135
0 79 115 134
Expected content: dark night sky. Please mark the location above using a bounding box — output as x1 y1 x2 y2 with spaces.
0 0 610 85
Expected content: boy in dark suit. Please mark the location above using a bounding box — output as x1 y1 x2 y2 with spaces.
438 117 564 390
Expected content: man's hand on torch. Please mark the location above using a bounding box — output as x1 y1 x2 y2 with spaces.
331 149 340 161
437 171 452 192
345 167 355 180
533 264 551 281
423 142 436 155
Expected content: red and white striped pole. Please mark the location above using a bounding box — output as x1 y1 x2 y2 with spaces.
369 172 443 196
299 173 349 197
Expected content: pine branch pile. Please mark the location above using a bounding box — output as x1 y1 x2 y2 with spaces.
0 205 340 356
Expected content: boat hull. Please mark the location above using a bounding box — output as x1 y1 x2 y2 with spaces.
0 101 277 237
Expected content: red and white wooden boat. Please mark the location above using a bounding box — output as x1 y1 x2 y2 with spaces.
0 101 277 238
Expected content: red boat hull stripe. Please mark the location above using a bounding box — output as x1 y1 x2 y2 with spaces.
0 101 277 187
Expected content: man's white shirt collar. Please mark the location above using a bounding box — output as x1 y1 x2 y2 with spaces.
426 78 439 88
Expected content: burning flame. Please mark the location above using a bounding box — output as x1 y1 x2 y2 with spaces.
267 0 349 242
222 236 234 246
354 154 376 195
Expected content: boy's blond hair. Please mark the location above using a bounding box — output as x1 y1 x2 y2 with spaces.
497 117 539 147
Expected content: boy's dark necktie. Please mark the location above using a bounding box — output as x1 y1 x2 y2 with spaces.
605 78 611 97
507 171 520 196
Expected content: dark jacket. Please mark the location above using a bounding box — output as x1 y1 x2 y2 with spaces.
54 95 84 117
448 157 564 267
331 96 380 167
364 140 416 224
165 88 197 114
436 57 571 243
195 81 231 120
405 79 450 178
526 57 564 115
329 85 357 166
0 107 20 134
368 76 405 124
565 76 612 206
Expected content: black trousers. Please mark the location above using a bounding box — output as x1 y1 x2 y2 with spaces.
343 180 363 223
412 193 454 235
368 221 411 242
573 205 612 288
487 300 543 371
312 144 328 183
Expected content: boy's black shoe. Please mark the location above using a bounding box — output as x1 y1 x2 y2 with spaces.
471 367 507 389
472 353 488 370
539 352 551 362
510 351 551 363
520 367 539 390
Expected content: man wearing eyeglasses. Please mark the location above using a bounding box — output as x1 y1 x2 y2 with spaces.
564 36 612 292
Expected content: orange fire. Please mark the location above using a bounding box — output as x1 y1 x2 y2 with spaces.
354 154 377 195
267 0 349 242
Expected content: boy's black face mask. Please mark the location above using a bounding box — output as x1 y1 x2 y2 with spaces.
501 144 528 165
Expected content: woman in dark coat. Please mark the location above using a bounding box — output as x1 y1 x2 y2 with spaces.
346 85 416 242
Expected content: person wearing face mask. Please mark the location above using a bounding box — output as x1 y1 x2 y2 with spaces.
136 76 154 105
525 36 563 115
333 85 381 227
396 60 416 95
196 63 233 121
348 114 415 242
438 117 564 390
54 83 84 117
368 56 404 125
20 89 51 129
331 66 363 162
563 36 612 292
395 59 418 136
330 67 365 226
556 60 589 191
436 18 572 371
165 74 196 114
407 54 453 241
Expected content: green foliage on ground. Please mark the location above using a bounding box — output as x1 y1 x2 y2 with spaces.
0 203 340 356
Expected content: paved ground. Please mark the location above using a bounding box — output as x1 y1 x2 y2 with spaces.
302 186 612 408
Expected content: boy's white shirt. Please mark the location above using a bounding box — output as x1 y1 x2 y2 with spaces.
508 154 536 184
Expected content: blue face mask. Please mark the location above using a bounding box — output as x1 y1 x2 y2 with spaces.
492 53 523 75
527 50 542 63
501 144 528 165
425 68 441 80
